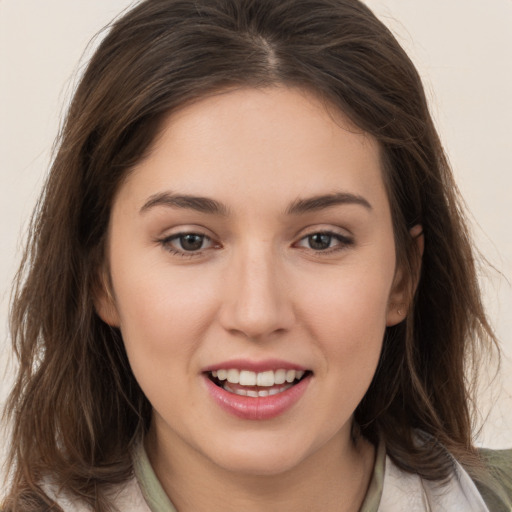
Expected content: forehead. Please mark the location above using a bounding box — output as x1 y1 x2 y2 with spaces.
117 86 388 215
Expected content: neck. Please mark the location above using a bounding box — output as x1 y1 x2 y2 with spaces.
146 425 375 512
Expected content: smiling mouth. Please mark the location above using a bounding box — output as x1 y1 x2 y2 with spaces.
206 368 312 397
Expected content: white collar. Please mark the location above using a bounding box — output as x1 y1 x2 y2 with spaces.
378 453 490 512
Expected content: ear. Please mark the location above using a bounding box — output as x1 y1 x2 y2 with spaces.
93 268 120 327
386 224 424 326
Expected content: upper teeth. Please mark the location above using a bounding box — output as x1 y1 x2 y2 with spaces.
211 369 305 386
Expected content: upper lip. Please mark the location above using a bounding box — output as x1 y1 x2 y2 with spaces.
201 358 310 373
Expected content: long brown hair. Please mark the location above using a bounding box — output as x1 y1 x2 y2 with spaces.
3 0 498 509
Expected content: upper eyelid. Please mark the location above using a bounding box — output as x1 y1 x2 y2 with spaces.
158 225 217 240
293 224 354 240
159 228 350 239
162 232 216 247
162 231 211 241
156 225 354 248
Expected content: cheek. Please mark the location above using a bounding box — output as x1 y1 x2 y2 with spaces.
110 258 220 372
110 267 219 416
289 263 391 440
296 256 394 391
301 264 392 341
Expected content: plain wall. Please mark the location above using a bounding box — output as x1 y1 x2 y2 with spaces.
1 0 511 478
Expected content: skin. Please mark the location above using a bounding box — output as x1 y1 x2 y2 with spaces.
96 86 415 511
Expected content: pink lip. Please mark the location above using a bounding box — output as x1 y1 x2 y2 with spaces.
203 372 311 421
202 358 308 373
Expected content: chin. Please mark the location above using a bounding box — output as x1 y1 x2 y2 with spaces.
202 433 317 477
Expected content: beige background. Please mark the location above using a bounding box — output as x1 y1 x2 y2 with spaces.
1 0 511 479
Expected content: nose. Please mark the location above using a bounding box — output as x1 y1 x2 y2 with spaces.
218 244 295 340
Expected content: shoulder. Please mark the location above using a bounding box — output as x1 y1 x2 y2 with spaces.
42 476 151 512
378 435 509 512
474 448 512 512
380 453 491 512
479 447 512 475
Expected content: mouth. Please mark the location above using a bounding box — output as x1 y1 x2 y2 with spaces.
206 368 312 397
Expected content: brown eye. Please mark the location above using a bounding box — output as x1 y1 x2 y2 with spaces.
161 232 214 254
296 231 354 253
307 233 333 250
179 234 206 251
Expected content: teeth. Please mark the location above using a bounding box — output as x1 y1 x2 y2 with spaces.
224 382 294 397
212 368 306 387
239 370 257 386
257 370 274 386
274 369 286 384
227 369 239 383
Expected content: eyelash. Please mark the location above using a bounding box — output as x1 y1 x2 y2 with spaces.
294 231 354 254
159 233 216 258
158 230 354 258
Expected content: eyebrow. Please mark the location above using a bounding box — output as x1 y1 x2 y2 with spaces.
140 190 372 216
285 192 372 215
140 192 229 216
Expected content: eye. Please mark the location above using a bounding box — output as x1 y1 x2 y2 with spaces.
296 231 353 252
161 232 214 254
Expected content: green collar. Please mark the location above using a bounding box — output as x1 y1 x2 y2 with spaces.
132 441 177 512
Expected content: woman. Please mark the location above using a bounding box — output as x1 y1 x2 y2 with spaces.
2 0 511 510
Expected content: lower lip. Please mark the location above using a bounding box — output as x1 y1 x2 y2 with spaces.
203 374 311 420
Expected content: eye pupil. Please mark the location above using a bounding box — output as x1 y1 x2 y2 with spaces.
180 234 204 251
309 233 331 250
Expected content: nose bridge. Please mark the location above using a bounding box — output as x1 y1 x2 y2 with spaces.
220 240 293 339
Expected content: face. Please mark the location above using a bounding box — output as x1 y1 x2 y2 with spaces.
97 87 407 477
